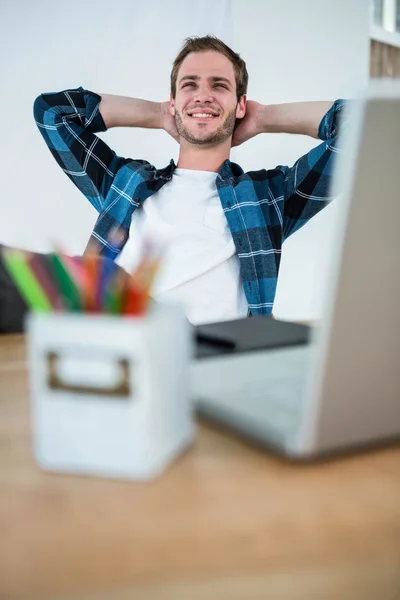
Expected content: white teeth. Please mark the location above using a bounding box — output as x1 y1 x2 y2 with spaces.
190 113 216 118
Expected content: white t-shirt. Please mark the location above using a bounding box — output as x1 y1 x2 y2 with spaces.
115 168 248 325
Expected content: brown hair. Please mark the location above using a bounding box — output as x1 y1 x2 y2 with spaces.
170 35 248 102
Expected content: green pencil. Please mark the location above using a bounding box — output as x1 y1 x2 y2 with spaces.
2 249 52 312
46 252 82 311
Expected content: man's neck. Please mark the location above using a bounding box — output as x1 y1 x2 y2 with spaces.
176 139 231 173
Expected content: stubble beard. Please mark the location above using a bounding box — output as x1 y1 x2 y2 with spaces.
175 107 238 146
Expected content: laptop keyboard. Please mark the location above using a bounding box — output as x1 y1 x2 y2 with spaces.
214 376 305 433
194 344 313 446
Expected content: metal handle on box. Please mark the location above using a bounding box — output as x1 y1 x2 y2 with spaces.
46 351 131 398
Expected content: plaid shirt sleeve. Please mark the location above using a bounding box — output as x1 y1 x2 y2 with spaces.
33 87 124 213
280 99 348 240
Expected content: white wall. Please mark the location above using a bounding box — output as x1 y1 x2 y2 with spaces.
0 0 369 320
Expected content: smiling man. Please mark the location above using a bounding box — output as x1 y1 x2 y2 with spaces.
171 51 245 156
31 35 347 326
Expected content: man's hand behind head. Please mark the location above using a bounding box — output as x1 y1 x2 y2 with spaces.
161 101 180 143
231 100 264 148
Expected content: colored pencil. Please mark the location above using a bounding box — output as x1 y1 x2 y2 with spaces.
28 252 64 310
2 249 52 312
46 252 82 311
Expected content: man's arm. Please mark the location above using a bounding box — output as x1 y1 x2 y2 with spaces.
232 100 334 146
99 95 179 141
258 101 334 139
99 94 162 129
232 98 348 240
33 89 178 213
274 99 348 240
34 88 125 213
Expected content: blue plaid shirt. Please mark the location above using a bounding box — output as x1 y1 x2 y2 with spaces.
33 88 346 316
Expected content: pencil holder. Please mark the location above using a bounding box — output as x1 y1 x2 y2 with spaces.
26 303 194 480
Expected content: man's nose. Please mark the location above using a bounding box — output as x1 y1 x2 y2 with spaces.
193 86 215 103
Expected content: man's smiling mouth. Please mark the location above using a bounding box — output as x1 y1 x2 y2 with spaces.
190 113 217 118
187 110 219 119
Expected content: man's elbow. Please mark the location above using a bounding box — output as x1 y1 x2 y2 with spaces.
33 94 48 123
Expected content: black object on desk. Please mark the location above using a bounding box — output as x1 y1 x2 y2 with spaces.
0 246 28 334
195 315 311 359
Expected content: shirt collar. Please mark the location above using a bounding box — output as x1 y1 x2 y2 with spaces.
161 158 243 182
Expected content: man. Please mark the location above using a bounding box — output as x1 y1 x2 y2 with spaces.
2 35 346 331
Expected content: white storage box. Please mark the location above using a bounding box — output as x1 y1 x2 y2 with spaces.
26 303 194 480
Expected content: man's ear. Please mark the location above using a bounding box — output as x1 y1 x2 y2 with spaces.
236 94 247 120
170 92 175 117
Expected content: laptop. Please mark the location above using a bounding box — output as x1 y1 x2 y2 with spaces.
192 81 400 458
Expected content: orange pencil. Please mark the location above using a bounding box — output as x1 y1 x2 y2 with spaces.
82 253 101 312
122 274 148 316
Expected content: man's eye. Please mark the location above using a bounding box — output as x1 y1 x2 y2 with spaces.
182 82 227 89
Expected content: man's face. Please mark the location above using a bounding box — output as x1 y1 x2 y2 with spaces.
170 51 246 147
